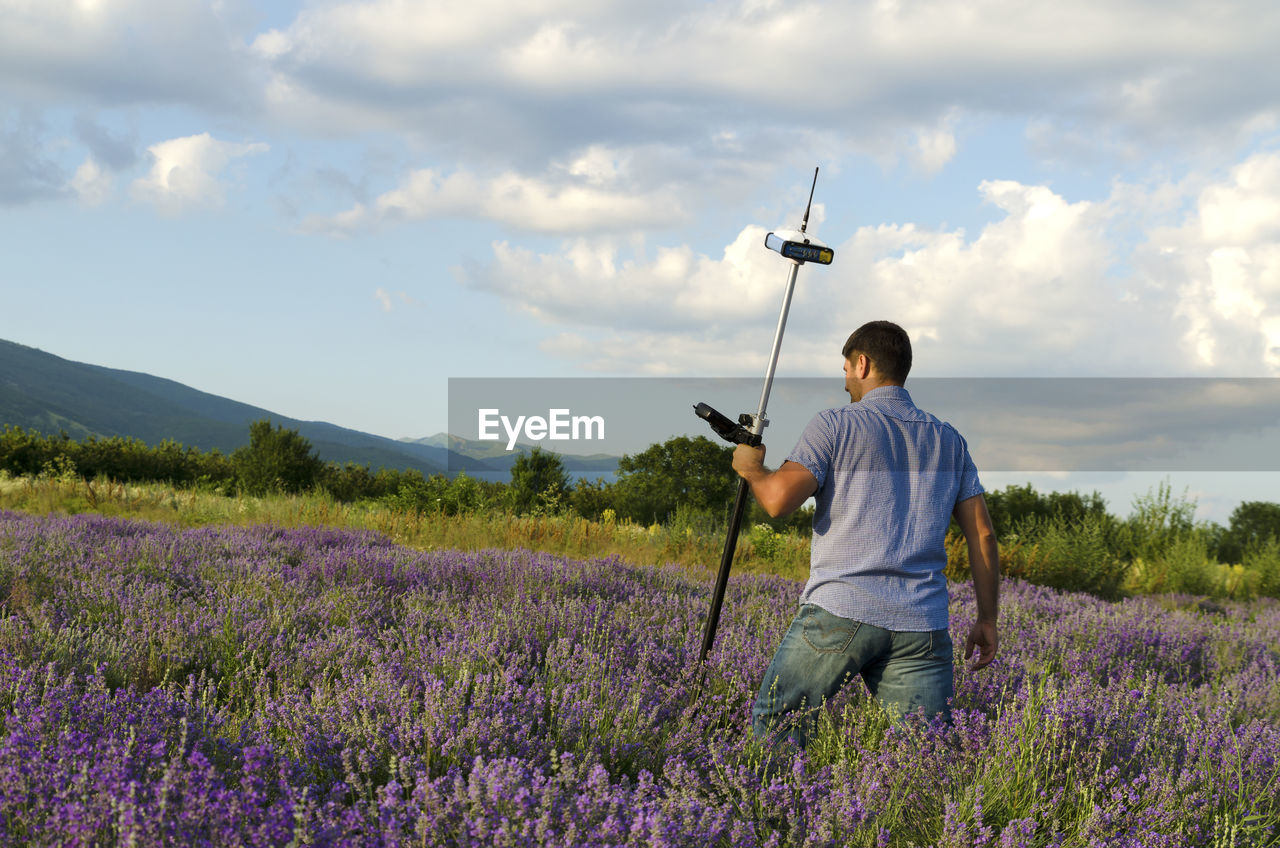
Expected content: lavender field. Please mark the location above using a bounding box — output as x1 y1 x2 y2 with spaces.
0 510 1277 846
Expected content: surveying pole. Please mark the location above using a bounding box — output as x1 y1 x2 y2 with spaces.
693 168 834 663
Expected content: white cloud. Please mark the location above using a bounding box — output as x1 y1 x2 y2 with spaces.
303 165 686 236
463 150 1280 378
536 325 807 376
911 115 958 174
250 0 1280 165
1196 154 1280 244
0 111 64 204
70 156 111 205
562 145 627 186
131 133 268 214
1265 316 1280 371
1138 151 1280 372
466 179 1121 374
0 0 254 109
373 287 421 312
464 225 785 334
10 0 1278 231
836 180 1114 356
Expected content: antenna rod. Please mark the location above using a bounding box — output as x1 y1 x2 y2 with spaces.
800 166 819 233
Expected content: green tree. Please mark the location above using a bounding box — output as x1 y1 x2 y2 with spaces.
1115 480 1198 563
612 435 735 525
1218 501 1280 563
232 419 324 496
385 472 493 515
0 425 59 477
568 476 614 521
984 482 1108 537
508 447 570 515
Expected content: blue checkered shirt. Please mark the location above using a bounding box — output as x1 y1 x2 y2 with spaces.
785 385 983 631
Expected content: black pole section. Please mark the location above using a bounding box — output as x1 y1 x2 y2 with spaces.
698 477 753 663
800 166 818 233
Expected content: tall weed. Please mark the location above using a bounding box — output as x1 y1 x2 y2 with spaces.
1016 513 1128 600
667 503 721 538
1160 533 1218 597
1245 538 1280 599
1118 480 1197 563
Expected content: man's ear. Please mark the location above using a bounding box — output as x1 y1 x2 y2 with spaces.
856 354 872 379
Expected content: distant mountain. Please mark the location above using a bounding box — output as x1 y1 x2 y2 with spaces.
404 433 619 473
0 338 488 476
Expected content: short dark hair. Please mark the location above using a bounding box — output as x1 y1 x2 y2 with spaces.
842 321 912 383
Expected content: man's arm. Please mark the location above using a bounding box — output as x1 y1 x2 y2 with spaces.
953 493 1000 671
731 444 818 518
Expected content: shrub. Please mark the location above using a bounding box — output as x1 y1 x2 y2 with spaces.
1117 481 1197 563
667 502 720 537
318 462 375 502
1159 532 1218 597
1245 538 1280 599
1217 501 1280 564
1018 513 1129 600
568 477 614 521
384 473 469 515
749 523 783 560
984 482 1109 534
611 436 735 525
748 501 815 536
508 448 570 515
232 419 325 496
0 426 236 488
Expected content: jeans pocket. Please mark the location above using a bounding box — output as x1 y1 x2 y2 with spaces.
801 607 860 654
930 628 953 660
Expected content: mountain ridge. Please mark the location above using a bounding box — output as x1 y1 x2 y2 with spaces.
402 433 619 471
0 338 484 476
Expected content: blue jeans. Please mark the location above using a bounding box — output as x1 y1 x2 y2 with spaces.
752 603 954 748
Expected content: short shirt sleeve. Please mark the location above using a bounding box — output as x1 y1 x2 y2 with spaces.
786 411 837 492
956 434 984 503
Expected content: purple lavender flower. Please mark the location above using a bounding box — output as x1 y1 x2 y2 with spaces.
0 510 1276 845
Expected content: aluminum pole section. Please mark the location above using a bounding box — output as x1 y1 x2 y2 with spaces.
698 258 803 663
753 261 801 434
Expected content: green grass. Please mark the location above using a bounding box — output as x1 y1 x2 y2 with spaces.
5 470 1279 603
0 471 813 582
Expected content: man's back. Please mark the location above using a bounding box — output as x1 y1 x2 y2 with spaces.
786 385 983 631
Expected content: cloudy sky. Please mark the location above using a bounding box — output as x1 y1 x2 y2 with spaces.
2 0 1278 519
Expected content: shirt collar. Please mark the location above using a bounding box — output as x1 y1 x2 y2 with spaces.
860 385 912 405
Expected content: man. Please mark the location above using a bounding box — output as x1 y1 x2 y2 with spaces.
732 320 999 747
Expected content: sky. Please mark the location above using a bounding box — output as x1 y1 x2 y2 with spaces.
2 0 1278 522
